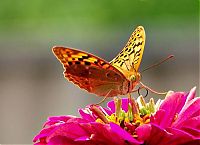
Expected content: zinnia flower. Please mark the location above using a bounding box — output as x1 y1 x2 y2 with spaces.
33 87 200 145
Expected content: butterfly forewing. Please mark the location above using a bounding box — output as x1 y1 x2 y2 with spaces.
53 26 146 97
110 26 145 73
52 47 129 97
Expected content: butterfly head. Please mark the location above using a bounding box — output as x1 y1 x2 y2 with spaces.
130 72 141 83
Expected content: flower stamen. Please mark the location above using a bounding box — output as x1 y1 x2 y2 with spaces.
94 96 154 137
90 105 109 124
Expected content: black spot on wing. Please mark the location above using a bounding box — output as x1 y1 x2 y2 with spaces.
85 61 91 65
114 59 118 63
82 55 90 59
75 61 81 65
68 61 73 65
94 61 98 65
100 62 107 66
124 54 128 58
120 53 124 57
134 57 139 64
134 48 141 57
78 58 83 61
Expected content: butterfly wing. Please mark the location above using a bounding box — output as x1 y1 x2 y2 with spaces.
110 26 145 72
52 46 130 97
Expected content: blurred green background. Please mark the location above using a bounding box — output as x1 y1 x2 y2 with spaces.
0 0 198 143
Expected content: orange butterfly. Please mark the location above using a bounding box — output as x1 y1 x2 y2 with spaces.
53 26 154 97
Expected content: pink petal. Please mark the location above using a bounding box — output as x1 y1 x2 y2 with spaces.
43 115 75 127
173 98 200 129
67 117 90 124
155 92 187 128
185 87 196 102
181 126 200 137
146 124 172 145
151 109 166 125
146 124 199 145
34 142 46 145
81 122 133 145
46 122 90 142
100 107 113 116
89 122 121 144
178 116 200 133
107 98 129 112
75 136 90 141
79 109 96 122
49 136 98 145
49 136 74 145
135 124 151 141
166 127 200 144
110 122 143 144
33 123 59 142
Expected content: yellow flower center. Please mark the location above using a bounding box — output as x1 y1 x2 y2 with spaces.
94 96 156 136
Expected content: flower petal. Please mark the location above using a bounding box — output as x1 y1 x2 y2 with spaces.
110 122 143 144
166 127 200 144
185 86 196 102
145 124 172 145
146 124 199 145
79 109 96 122
151 109 166 125
154 92 187 128
173 97 200 130
33 124 58 142
43 115 75 127
107 98 129 112
49 136 98 145
179 115 200 128
89 122 121 144
46 122 91 142
135 124 151 141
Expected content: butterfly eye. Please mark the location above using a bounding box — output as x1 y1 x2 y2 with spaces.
130 75 136 82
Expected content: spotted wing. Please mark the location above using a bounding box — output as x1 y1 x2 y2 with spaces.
52 46 129 97
110 26 145 72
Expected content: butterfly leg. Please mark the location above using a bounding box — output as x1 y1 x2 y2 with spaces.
94 89 113 105
130 84 141 94
127 93 132 100
131 88 139 93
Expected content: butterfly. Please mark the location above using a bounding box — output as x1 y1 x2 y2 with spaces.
52 26 145 97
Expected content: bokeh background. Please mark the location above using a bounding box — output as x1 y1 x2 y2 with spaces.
0 0 199 143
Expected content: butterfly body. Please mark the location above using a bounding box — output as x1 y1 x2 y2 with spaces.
53 26 145 97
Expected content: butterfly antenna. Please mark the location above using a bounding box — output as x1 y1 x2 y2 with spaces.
139 82 167 95
141 55 174 73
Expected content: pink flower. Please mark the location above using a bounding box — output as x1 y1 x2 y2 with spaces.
33 87 200 145
146 87 200 145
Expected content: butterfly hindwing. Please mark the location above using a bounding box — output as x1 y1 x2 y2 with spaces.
52 46 129 97
110 26 145 72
